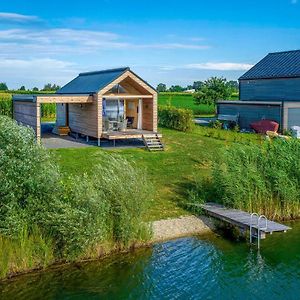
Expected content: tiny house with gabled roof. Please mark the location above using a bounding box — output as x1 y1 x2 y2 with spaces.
218 50 300 131
13 67 162 149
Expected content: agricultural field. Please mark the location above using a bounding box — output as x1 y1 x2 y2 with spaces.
158 92 238 116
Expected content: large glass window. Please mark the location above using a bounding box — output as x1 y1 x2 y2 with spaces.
103 99 124 121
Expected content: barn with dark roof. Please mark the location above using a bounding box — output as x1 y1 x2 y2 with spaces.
218 50 300 131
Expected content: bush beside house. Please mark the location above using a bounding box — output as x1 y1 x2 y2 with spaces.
158 106 194 132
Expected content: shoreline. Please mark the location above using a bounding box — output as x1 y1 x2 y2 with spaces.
0 214 215 282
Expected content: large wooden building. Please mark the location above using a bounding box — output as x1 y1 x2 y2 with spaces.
218 50 300 130
13 67 159 146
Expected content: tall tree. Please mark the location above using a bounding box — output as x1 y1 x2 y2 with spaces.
193 77 232 106
168 85 184 92
42 83 61 91
193 81 204 91
32 87 39 91
19 86 26 91
0 82 8 91
157 83 167 92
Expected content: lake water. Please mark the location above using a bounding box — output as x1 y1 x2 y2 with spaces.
1 222 300 300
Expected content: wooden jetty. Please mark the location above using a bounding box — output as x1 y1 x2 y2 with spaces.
201 202 291 248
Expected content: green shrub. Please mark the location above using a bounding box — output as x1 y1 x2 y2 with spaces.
0 115 152 275
158 106 194 132
197 139 300 220
0 116 61 237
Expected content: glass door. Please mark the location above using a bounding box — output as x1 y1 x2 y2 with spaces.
102 98 124 131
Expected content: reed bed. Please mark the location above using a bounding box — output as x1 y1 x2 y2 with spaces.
211 139 300 220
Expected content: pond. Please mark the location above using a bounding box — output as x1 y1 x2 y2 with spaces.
1 222 300 300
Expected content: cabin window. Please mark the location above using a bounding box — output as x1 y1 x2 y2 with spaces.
103 99 124 121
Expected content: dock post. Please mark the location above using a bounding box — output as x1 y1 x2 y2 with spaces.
97 138 101 147
86 136 89 143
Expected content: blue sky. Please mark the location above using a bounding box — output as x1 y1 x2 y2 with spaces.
0 0 300 89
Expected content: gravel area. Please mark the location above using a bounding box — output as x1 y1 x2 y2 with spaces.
152 215 215 242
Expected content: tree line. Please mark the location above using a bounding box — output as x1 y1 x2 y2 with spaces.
0 82 61 92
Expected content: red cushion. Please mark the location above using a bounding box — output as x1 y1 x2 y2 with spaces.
250 120 279 134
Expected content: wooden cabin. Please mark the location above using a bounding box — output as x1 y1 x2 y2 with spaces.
13 67 161 146
217 50 300 131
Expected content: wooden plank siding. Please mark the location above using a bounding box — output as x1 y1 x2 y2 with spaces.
68 102 98 138
142 98 154 131
240 78 300 101
152 93 158 132
13 101 40 139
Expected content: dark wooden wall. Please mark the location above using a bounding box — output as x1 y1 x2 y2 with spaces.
240 78 300 101
218 103 282 129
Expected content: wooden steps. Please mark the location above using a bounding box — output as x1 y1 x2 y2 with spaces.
142 134 164 151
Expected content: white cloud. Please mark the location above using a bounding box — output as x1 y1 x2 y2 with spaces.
0 12 39 23
0 58 78 89
138 43 209 50
0 27 210 58
185 62 253 71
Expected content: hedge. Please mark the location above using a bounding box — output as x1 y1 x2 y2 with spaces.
158 106 194 132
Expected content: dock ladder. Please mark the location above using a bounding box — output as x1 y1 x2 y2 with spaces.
250 213 268 249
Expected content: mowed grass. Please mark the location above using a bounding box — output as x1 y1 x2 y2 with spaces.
52 126 259 221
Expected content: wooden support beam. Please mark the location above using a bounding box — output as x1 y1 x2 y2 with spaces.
37 95 94 103
104 94 153 99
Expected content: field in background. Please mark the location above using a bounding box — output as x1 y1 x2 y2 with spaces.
158 92 238 116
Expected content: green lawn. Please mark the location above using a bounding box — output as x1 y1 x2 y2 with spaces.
52 126 259 221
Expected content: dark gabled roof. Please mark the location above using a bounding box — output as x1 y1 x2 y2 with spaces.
56 67 130 94
239 50 300 80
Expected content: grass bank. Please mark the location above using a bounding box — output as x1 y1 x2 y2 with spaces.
53 126 260 221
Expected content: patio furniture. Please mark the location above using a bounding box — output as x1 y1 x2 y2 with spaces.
118 119 128 131
108 120 119 131
126 116 134 128
104 119 115 132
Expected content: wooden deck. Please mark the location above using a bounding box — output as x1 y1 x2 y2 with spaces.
102 129 162 140
202 203 291 234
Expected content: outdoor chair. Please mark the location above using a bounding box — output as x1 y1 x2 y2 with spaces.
126 116 134 128
118 119 128 131
104 119 114 132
